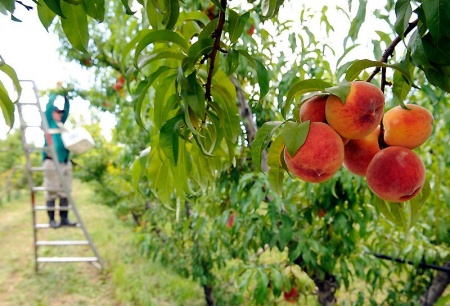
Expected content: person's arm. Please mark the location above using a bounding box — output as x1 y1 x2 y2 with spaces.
61 95 70 123
45 93 57 123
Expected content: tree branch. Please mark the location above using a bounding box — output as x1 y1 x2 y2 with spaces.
205 0 227 101
366 19 419 83
16 1 33 11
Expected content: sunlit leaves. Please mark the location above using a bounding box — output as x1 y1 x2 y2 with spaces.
345 59 415 86
134 30 189 68
0 59 21 128
373 179 431 231
251 121 283 172
344 0 367 46
228 10 250 43
37 2 57 30
267 135 285 195
284 79 332 118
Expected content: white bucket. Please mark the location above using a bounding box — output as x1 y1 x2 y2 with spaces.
61 127 95 154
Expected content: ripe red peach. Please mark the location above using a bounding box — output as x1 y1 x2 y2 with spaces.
299 95 328 123
383 104 433 149
325 81 385 139
366 146 426 202
284 122 344 183
343 126 381 176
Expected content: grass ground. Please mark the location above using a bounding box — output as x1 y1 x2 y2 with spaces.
0 181 205 306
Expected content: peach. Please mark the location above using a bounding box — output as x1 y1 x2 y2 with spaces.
343 126 381 176
326 81 385 139
366 146 425 202
299 95 328 123
284 122 344 183
383 104 433 149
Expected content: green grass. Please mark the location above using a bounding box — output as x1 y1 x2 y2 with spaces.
0 180 205 306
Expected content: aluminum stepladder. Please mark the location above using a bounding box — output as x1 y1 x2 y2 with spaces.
16 80 103 272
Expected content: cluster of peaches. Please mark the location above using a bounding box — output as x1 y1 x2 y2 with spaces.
284 81 433 203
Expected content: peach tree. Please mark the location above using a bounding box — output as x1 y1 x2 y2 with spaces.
1 0 449 305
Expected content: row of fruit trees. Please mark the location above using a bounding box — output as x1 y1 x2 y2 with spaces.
0 0 449 305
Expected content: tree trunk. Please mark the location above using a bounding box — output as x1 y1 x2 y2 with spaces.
231 77 268 172
203 285 215 306
314 273 338 306
420 262 450 306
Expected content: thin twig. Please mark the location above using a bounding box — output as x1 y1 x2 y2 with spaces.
16 1 33 11
205 0 227 101
366 19 419 82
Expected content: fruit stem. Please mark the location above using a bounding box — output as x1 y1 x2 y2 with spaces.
378 119 388 149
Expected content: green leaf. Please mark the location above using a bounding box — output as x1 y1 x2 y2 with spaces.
325 79 351 104
83 0 105 22
261 0 277 18
251 121 283 172
43 0 65 18
392 68 411 107
63 0 83 4
60 1 89 52
394 0 412 37
345 59 415 86
134 30 189 68
282 121 310 157
228 10 250 43
237 50 269 99
37 1 57 30
160 115 182 165
267 134 285 195
285 79 332 118
184 38 215 70
134 66 172 129
374 197 397 224
226 48 239 75
211 84 241 142
0 81 15 128
422 33 450 66
137 50 184 70
254 269 270 304
0 0 14 13
119 0 134 14
163 0 179 30
177 69 206 119
423 65 450 93
422 0 450 42
0 60 22 100
409 178 431 227
121 29 152 72
270 267 283 297
345 0 367 46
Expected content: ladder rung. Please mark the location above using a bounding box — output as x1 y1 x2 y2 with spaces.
33 206 72 211
35 223 80 229
36 240 89 246
37 257 98 263
32 187 64 192
17 102 38 106
21 125 42 129
31 167 45 171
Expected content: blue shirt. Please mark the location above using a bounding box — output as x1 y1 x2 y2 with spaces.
42 93 70 163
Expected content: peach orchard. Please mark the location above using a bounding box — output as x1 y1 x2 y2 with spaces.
1 0 449 305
